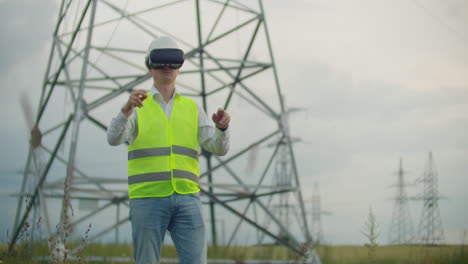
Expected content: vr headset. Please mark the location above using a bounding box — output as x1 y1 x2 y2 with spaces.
146 49 185 70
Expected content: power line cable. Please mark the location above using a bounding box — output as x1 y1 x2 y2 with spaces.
411 0 468 46
87 0 130 74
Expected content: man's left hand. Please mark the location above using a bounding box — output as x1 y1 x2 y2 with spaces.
212 108 230 130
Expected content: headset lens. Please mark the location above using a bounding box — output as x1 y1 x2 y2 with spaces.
150 63 183 69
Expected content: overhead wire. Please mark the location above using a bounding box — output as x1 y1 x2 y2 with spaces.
411 0 468 46
87 0 130 76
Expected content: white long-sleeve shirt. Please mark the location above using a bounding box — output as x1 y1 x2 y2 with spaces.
107 86 230 156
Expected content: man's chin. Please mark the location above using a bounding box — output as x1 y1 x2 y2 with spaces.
159 78 176 85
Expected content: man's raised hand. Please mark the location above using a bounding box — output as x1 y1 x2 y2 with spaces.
122 90 148 117
212 108 230 130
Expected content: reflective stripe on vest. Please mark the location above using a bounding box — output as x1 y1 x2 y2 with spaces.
128 170 199 185
127 92 200 199
128 145 198 160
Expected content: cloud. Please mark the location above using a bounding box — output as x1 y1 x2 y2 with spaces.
0 0 57 76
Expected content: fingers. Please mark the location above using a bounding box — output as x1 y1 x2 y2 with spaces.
212 108 230 129
132 90 148 105
212 113 220 123
122 90 148 116
129 90 147 107
218 111 230 127
129 95 144 107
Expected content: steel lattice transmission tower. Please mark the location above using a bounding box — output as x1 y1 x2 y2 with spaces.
10 0 316 258
310 182 331 244
415 152 445 245
269 137 297 243
388 158 414 244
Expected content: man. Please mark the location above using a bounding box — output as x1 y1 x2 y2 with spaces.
107 36 230 264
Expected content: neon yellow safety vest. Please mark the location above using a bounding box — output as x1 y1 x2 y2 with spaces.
127 92 200 199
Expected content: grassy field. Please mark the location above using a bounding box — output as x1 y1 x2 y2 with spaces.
1 242 467 263
317 245 468 264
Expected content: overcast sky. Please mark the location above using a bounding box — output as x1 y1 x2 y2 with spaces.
0 0 467 246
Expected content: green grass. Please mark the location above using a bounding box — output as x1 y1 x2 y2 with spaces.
1 242 468 264
316 244 468 264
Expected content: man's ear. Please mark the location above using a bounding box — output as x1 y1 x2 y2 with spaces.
144 56 150 70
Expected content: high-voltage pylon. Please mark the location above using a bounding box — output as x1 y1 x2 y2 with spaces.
414 152 445 245
272 110 303 243
245 106 313 250
388 158 414 244
10 0 316 259
272 137 296 242
310 182 331 245
247 137 298 246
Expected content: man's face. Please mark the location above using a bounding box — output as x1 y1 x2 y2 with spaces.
150 66 179 84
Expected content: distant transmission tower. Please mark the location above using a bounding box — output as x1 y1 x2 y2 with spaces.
415 152 445 245
275 137 294 240
388 158 414 244
310 182 331 244
252 108 310 247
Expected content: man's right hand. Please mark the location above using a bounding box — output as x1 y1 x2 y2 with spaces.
121 89 148 117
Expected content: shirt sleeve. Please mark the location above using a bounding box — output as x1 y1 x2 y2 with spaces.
197 104 230 156
107 109 138 146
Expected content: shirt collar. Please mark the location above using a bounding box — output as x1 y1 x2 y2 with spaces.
150 86 178 101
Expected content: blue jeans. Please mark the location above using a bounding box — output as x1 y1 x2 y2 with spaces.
129 192 206 264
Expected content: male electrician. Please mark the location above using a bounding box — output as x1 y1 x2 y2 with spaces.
107 36 230 264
